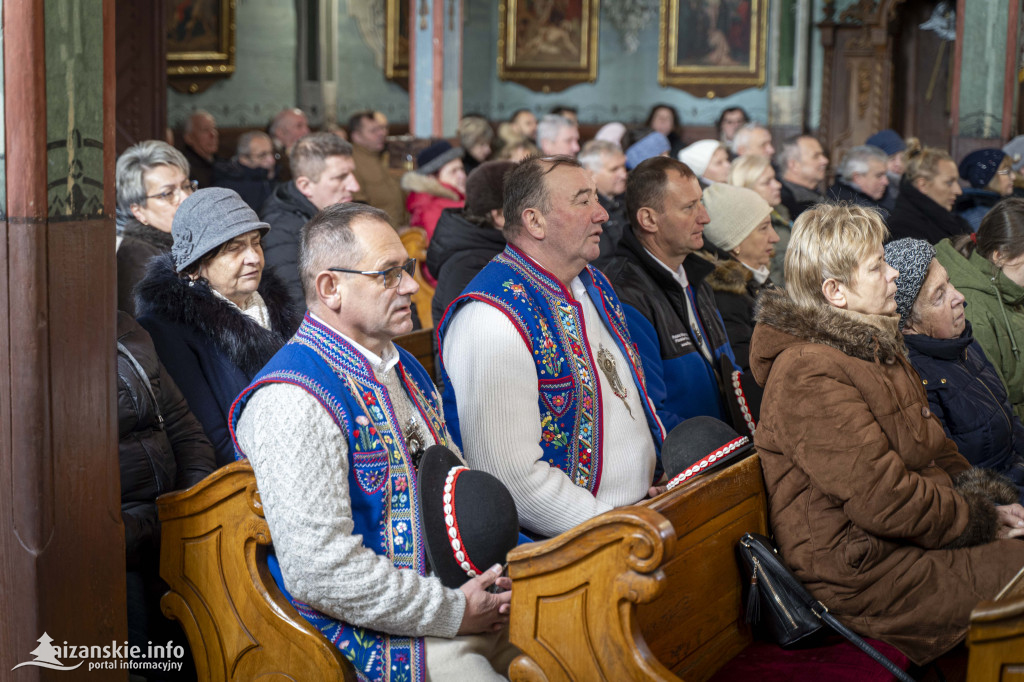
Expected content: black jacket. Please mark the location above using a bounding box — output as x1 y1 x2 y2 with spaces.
117 311 215 569
827 180 888 216
779 178 822 220
134 254 301 466
426 208 506 327
117 217 173 316
703 256 772 372
183 144 220 189
592 192 629 272
259 181 318 309
887 177 972 244
904 325 1024 503
213 159 278 213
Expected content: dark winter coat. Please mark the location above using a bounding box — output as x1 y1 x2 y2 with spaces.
134 254 301 466
259 181 318 309
212 158 278 213
887 177 972 244
704 256 772 372
426 208 505 328
827 180 888 215
183 144 220 189
954 187 1003 232
904 324 1024 503
118 311 215 569
592 192 629 272
750 288 1024 665
779 178 822 220
117 217 173 316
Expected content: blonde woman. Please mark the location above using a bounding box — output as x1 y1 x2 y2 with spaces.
751 202 1024 666
730 153 791 286
888 139 972 243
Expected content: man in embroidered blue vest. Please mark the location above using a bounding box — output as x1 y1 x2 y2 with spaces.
231 203 518 681
438 156 666 539
602 156 739 433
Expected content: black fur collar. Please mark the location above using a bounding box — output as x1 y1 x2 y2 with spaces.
755 288 905 363
120 218 174 251
134 253 302 377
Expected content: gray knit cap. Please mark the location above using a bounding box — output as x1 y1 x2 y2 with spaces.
883 237 935 329
171 187 270 272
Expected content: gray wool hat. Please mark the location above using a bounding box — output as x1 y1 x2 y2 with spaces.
883 237 935 329
171 187 270 272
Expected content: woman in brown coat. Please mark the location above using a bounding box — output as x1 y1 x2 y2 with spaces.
750 202 1024 665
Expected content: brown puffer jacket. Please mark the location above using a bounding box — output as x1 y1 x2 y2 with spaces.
750 288 1024 665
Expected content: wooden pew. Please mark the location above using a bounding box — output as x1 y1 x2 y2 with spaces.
398 226 435 330
966 567 1024 681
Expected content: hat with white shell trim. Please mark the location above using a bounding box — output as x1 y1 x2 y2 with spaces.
662 416 755 491
417 445 520 588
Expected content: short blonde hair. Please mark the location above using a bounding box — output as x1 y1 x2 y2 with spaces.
729 153 772 190
785 202 889 308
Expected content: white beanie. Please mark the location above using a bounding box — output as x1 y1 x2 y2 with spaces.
702 184 772 252
678 139 723 178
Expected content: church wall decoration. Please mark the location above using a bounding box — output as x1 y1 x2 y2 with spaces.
498 0 599 93
658 0 768 98
166 0 237 94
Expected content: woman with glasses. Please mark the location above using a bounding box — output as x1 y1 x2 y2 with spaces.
955 149 1016 231
116 140 197 315
134 188 301 466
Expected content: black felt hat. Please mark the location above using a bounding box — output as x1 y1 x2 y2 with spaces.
720 354 759 439
417 445 520 588
662 416 754 491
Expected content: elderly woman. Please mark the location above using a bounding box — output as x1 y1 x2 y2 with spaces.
116 140 195 315
134 188 300 466
888 139 972 243
701 183 777 372
751 202 1024 666
936 199 1024 420
402 140 466 242
678 139 731 186
956 148 1016 231
730 153 791 287
884 238 1024 503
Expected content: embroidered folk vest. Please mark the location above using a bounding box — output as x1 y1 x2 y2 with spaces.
230 315 448 682
437 245 663 494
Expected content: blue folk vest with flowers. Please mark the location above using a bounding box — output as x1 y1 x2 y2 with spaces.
437 245 664 494
229 314 449 682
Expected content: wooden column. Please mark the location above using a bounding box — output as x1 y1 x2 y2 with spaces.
409 0 463 138
2 0 125 678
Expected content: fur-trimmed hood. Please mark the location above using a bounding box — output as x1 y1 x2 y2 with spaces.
400 171 462 201
702 254 751 296
134 253 301 378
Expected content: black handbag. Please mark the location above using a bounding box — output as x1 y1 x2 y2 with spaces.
737 533 916 682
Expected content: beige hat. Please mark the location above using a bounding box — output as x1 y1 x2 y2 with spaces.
702 184 772 252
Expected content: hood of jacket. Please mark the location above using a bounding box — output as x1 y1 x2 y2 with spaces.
935 238 1024 306
426 208 506 277
751 287 905 384
259 180 317 222
702 254 752 295
400 171 463 201
133 253 301 377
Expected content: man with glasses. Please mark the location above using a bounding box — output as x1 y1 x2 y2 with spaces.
260 132 361 308
349 110 408 226
231 202 518 681
212 130 278 212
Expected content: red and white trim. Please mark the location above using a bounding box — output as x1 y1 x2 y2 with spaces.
666 435 751 490
443 466 484 578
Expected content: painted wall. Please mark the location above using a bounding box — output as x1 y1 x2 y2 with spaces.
335 4 411 125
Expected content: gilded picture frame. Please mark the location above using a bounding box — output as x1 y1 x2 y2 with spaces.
166 0 237 94
385 0 410 89
498 0 599 93
659 0 768 98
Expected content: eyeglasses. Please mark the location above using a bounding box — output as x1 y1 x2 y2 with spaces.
328 258 416 289
997 169 1014 176
146 179 198 204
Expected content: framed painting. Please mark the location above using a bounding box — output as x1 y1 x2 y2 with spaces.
385 0 410 89
659 0 768 98
498 0 599 93
165 0 237 94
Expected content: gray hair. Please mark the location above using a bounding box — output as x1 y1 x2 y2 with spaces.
578 140 623 172
237 130 272 157
299 203 391 305
116 140 190 214
184 110 214 135
776 134 813 170
290 132 353 182
837 145 889 184
732 123 766 154
536 114 575 146
269 108 305 139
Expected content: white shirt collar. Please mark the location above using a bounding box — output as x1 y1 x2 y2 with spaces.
643 247 688 288
742 261 771 285
309 312 399 373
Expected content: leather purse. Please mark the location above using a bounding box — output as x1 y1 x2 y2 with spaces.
738 533 916 682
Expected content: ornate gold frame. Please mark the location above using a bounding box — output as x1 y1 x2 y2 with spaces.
658 0 768 98
385 0 410 88
498 0 599 93
166 0 237 94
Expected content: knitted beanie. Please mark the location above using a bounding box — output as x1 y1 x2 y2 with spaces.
678 139 722 178
701 184 772 252
959 148 1007 189
625 131 670 170
883 237 936 329
866 129 906 157
171 188 270 272
465 160 516 218
416 140 464 175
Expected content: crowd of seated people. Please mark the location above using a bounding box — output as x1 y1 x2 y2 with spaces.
112 103 1024 680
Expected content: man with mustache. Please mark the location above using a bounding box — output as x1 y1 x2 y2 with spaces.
231 203 517 681
438 156 665 539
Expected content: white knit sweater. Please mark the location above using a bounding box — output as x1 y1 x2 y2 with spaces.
442 277 657 537
235 340 465 639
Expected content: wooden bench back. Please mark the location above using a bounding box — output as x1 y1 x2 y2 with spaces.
398 226 435 330
158 461 355 681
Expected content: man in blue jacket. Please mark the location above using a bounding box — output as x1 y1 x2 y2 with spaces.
603 156 738 432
